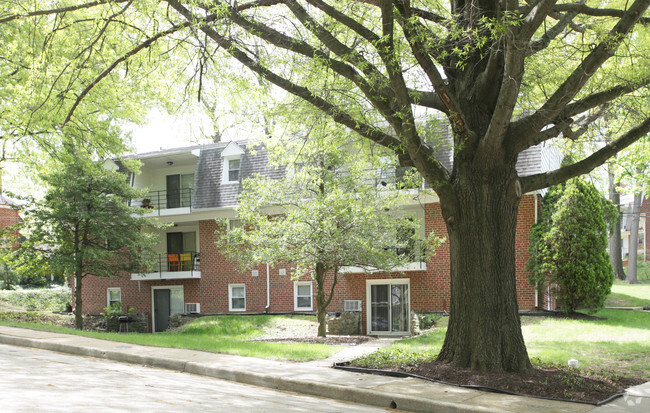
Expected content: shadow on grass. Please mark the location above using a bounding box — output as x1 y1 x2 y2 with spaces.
605 292 650 308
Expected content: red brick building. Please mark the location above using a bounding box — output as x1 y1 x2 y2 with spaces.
81 141 557 333
0 194 20 230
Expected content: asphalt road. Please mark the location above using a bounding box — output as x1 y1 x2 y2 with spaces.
0 343 385 412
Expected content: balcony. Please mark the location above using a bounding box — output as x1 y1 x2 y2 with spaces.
131 252 201 280
132 188 193 216
340 240 427 273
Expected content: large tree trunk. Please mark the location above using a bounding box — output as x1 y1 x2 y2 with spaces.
608 168 626 280
74 273 83 330
437 167 532 373
627 192 642 284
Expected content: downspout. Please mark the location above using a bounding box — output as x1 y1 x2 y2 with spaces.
265 263 270 313
534 193 539 309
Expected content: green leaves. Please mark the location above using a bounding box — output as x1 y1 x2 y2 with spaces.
11 144 163 282
528 179 615 313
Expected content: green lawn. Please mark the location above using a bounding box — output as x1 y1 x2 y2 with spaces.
0 314 341 362
605 280 650 307
353 309 650 380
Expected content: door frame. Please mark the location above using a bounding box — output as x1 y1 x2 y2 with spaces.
151 285 184 332
365 278 411 335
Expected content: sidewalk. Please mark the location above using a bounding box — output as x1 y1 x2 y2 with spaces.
0 325 647 412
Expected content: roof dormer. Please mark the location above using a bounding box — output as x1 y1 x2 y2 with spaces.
221 141 245 184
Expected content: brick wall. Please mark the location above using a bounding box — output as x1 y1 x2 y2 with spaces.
80 195 541 332
0 204 20 229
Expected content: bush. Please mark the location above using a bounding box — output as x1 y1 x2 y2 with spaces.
0 286 71 311
528 179 615 313
418 313 441 330
0 261 20 290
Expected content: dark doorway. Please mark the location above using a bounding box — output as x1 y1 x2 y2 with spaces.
154 289 171 332
167 232 184 254
166 175 180 209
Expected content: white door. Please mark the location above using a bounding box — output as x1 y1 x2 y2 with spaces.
367 280 410 334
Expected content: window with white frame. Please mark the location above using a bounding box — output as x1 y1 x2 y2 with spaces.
229 284 246 311
221 142 245 184
107 288 121 307
294 282 313 311
228 158 240 182
228 219 243 230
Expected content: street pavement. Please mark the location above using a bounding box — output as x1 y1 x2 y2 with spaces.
0 344 386 412
0 325 648 412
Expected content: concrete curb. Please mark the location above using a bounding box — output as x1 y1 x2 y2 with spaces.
0 332 503 413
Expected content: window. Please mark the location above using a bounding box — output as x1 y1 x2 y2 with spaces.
221 142 245 184
107 288 121 307
228 159 240 182
228 219 243 230
229 284 246 311
294 282 313 311
166 173 194 208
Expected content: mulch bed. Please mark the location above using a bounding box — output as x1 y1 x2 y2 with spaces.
390 361 644 404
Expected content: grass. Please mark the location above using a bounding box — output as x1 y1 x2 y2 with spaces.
0 286 70 312
0 314 342 362
605 280 650 307
353 309 650 381
631 260 650 281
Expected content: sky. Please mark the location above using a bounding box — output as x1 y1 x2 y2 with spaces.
128 107 214 154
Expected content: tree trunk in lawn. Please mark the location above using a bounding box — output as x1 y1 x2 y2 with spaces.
74 272 83 330
627 192 642 284
608 168 626 280
315 262 327 337
437 166 532 372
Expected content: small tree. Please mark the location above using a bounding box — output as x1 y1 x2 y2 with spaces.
528 179 616 313
217 133 441 337
13 145 162 329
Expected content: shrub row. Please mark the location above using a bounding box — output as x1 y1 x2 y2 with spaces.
0 286 71 311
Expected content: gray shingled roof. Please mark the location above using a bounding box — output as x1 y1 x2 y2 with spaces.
193 141 285 209
188 132 556 209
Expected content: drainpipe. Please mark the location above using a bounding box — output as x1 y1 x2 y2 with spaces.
265 263 270 313
534 193 539 309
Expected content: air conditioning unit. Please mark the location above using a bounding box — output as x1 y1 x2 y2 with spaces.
344 300 362 312
184 303 200 314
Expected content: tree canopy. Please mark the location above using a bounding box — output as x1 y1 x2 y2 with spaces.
218 129 441 336
12 142 162 329
3 0 649 372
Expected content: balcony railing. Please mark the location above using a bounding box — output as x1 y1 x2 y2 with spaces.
386 239 427 264
131 188 193 214
132 252 201 280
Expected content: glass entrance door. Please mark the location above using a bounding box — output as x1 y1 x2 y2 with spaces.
369 281 409 334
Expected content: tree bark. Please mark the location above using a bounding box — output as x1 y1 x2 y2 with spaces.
627 192 642 284
437 166 532 372
315 262 327 337
608 168 626 280
74 272 83 330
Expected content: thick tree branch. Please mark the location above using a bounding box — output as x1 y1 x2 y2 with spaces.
518 0 559 42
306 0 380 44
511 79 650 151
0 0 130 24
527 5 580 56
553 3 650 25
479 0 537 163
282 0 400 124
521 117 650 192
396 3 466 133
164 0 404 151
62 20 191 126
511 0 649 149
